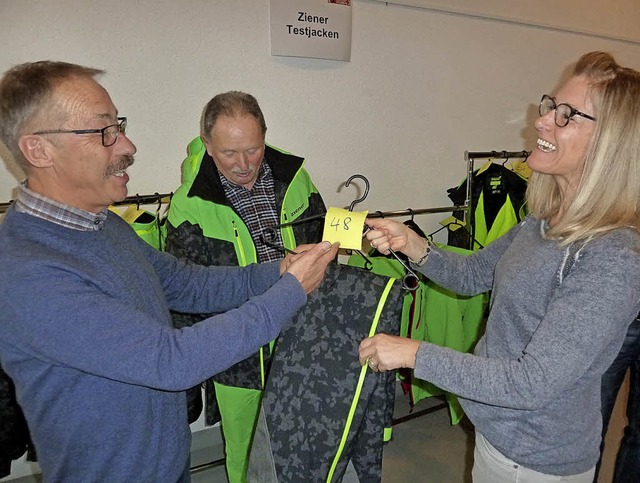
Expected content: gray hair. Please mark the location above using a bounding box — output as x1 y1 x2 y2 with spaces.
0 60 104 169
200 91 267 140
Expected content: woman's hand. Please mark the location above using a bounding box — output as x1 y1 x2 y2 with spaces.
364 218 426 262
358 333 422 372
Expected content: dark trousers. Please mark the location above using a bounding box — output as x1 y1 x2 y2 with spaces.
595 316 640 482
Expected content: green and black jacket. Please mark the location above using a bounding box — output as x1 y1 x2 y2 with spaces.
165 136 326 423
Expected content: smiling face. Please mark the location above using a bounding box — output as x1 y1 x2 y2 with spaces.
527 75 597 197
25 76 137 213
203 114 265 190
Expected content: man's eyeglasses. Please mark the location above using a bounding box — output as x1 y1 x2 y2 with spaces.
539 95 596 128
32 117 127 147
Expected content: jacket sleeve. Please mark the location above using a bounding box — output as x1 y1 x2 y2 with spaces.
305 191 327 243
165 218 217 328
291 178 327 245
417 219 523 296
3 256 305 391
413 232 640 410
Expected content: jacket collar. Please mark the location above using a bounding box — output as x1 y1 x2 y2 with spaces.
188 144 304 204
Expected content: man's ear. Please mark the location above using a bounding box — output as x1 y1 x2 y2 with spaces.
18 135 54 168
202 136 213 157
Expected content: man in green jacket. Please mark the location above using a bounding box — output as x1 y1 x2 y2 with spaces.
166 91 326 482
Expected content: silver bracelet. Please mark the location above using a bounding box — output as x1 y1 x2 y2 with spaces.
409 239 431 267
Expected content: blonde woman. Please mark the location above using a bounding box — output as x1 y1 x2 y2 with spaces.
360 51 640 482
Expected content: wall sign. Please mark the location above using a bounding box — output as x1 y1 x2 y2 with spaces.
270 0 352 61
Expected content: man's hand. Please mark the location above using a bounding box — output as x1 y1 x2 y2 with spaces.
281 241 339 294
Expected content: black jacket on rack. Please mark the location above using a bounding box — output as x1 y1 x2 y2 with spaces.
447 162 528 250
0 366 36 477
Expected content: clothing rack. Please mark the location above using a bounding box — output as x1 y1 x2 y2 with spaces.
463 149 531 248
366 205 468 218
111 192 173 207
465 150 530 161
0 192 173 214
365 150 529 223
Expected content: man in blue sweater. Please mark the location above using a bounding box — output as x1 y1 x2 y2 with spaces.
0 61 338 483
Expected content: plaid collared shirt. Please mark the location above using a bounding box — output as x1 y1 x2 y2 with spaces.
219 162 283 263
14 180 107 231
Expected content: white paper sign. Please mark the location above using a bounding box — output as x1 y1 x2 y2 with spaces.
270 0 352 61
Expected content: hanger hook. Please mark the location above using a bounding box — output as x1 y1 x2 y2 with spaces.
344 174 370 211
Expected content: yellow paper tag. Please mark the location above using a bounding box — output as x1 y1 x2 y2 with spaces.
322 207 368 250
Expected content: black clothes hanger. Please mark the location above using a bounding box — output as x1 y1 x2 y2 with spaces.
340 174 379 272
261 228 300 255
407 208 416 223
259 173 372 256
362 220 420 291
343 174 370 212
429 221 485 250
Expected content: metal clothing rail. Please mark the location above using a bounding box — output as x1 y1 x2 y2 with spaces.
366 205 468 218
365 151 533 241
0 192 173 214
111 192 173 207
465 150 530 161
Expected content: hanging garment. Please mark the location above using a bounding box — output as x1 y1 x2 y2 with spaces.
348 246 487 425
508 159 532 180
247 264 403 483
403 244 487 424
110 205 168 251
447 162 528 250
0 366 36 478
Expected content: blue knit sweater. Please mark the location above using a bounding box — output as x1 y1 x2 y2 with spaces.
0 208 306 482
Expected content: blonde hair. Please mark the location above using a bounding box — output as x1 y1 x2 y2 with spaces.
527 51 640 245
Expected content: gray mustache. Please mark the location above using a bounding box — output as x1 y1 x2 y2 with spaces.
106 155 135 176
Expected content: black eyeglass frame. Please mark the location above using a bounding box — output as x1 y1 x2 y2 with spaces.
539 95 596 127
32 117 127 147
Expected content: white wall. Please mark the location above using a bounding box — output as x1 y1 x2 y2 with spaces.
381 0 640 43
1 0 640 479
2 0 639 235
